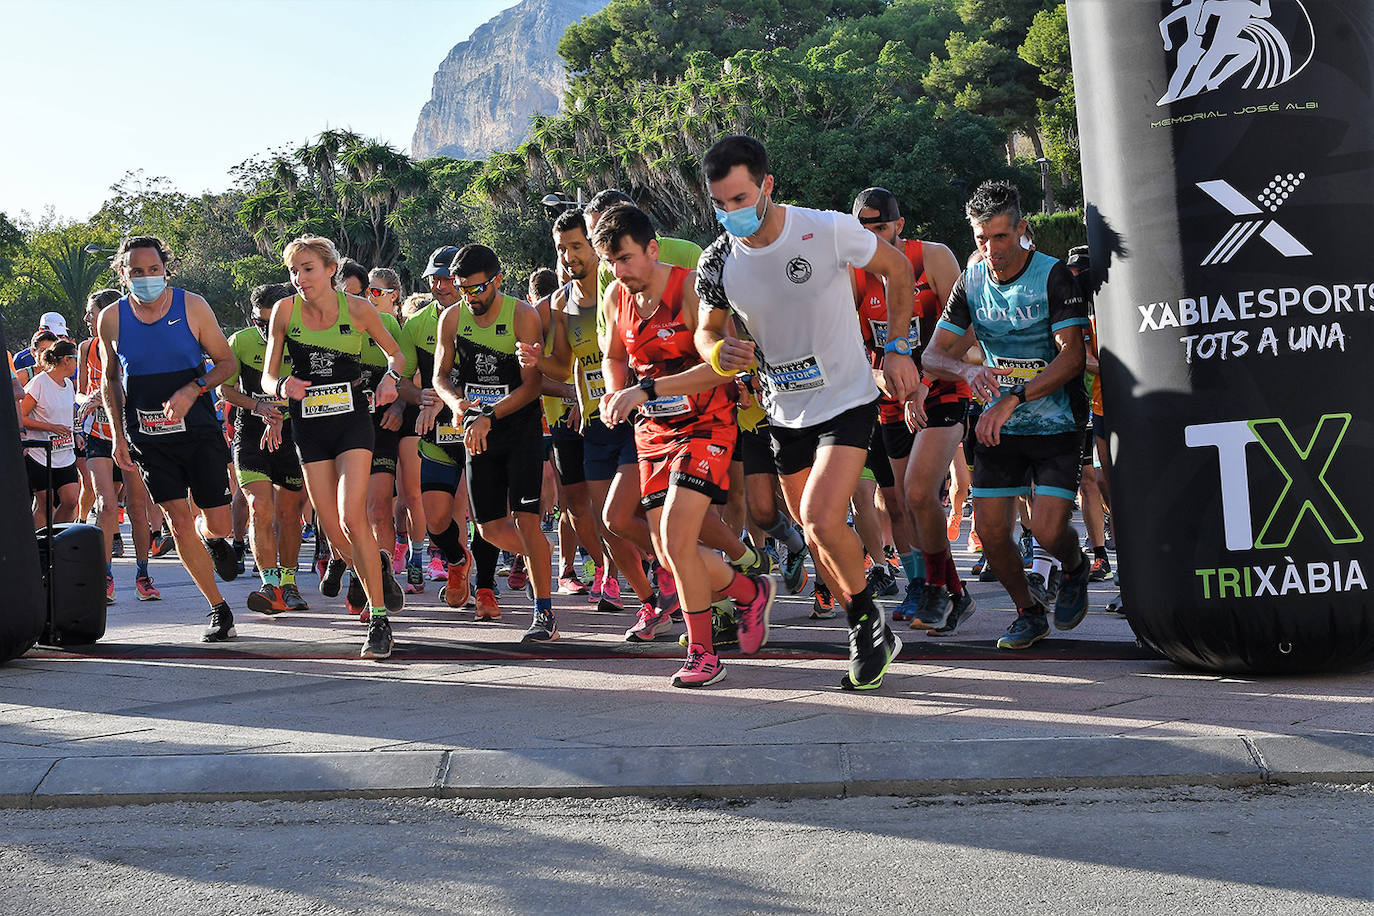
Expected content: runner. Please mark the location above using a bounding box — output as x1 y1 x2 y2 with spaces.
921 181 1092 650
402 247 480 614
594 204 775 686
97 235 241 642
694 135 919 690
21 338 80 528
220 282 310 615
261 235 406 659
78 288 160 604
432 244 556 641
847 187 977 635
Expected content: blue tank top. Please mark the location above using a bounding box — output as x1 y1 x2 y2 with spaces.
116 288 218 441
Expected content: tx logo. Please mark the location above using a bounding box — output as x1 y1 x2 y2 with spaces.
1197 172 1312 266
1185 414 1362 551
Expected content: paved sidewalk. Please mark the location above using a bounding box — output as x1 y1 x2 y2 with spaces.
1 529 1370 806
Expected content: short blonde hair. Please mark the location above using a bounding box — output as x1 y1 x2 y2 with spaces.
401 292 432 321
282 235 341 272
369 267 402 291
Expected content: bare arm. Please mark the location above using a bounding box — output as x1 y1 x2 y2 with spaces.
433 304 466 417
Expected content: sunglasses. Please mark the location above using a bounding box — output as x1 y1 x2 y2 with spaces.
368 287 396 297
458 275 501 296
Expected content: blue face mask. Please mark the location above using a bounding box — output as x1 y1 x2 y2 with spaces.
129 276 167 302
714 194 768 238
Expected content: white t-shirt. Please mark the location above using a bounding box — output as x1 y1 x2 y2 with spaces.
24 371 76 468
696 206 879 429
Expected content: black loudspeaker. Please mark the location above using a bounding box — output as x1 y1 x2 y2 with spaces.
36 523 107 646
0 319 48 663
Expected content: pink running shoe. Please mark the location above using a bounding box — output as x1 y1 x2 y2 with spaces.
671 644 726 688
598 575 622 613
392 543 406 575
734 575 776 656
558 572 589 595
105 575 115 606
588 565 605 602
426 554 447 581
135 575 161 601
625 602 674 642
654 563 680 617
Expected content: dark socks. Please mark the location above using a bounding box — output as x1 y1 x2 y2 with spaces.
430 521 465 566
471 529 499 590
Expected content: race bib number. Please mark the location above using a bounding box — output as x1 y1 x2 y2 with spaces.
300 382 354 418
639 395 691 418
989 355 1048 386
435 424 463 444
50 429 74 451
465 383 507 406
136 408 186 436
93 405 110 426
762 355 828 394
867 319 920 352
582 368 606 401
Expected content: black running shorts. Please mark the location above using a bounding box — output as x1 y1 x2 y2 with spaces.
769 398 879 478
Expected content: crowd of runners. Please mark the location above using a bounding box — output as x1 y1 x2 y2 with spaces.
8 133 1121 689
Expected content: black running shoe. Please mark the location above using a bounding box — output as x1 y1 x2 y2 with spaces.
1089 555 1112 582
930 587 976 637
909 584 953 630
780 542 809 595
1053 551 1092 631
362 615 393 660
203 537 239 582
842 611 900 691
346 571 367 614
522 608 559 642
281 583 309 611
380 551 404 612
202 604 236 642
1026 566 1062 610
320 558 347 597
866 564 899 598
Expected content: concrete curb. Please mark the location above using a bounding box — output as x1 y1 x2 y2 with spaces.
2 734 1370 808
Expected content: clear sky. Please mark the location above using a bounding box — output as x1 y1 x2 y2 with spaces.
0 0 519 223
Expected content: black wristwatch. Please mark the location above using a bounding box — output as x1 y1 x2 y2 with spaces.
480 403 496 420
638 376 657 400
1009 383 1028 404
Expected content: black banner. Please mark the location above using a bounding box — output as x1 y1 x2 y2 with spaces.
0 317 48 663
1069 0 1374 672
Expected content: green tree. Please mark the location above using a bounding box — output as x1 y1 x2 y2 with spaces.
0 211 24 282
1019 3 1079 200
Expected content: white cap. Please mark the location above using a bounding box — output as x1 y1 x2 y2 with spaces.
39 312 69 337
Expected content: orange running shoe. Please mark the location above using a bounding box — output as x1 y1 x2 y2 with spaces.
968 529 983 552
474 587 501 620
947 512 962 542
444 547 470 608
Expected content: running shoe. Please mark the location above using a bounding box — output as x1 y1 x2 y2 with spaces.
972 553 997 582
149 528 176 558
1053 551 1092 631
731 547 769 579
557 572 589 596
866 564 899 598
780 542 809 595
392 544 407 575
507 554 527 592
361 615 393 660
997 610 1050 650
444 547 470 608
247 583 289 615
654 563 680 618
1107 592 1125 616
598 575 622 613
233 541 247 576
522 608 558 642
968 529 983 553
320 558 347 597
202 604 236 642
671 644 726 688
734 575 776 656
314 554 328 582
841 612 900 691
301 523 314 542
909 584 953 630
1026 566 1062 611
930 588 976 637
625 602 674 642
1089 555 1112 582
426 554 447 581
890 579 921 622
883 545 902 578
401 560 423 594
134 575 160 601
345 571 367 616
680 603 739 649
810 580 836 619
474 587 500 620
281 583 309 611
105 575 114 605
380 551 404 613
946 512 962 542
203 536 240 582
497 553 513 577
588 565 605 601
763 541 781 574
1019 532 1034 568
111 532 124 558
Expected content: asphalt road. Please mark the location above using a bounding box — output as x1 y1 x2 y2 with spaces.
2 784 1369 914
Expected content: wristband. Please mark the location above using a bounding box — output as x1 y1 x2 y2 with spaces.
275 376 289 398
384 368 402 382
707 340 730 376
195 376 210 396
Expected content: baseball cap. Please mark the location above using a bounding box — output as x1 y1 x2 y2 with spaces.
1066 246 1090 271
39 311 69 337
421 246 460 279
852 187 901 224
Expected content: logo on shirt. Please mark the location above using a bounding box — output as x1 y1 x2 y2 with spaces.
656 328 673 339
705 444 726 458
786 257 812 285
495 324 508 336
309 351 334 377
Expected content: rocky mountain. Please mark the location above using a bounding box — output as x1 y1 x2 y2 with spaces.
412 0 608 160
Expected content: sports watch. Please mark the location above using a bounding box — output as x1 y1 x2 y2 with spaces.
883 337 912 357
638 376 657 400
1009 384 1028 404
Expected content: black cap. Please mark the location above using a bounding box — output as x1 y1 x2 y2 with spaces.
852 187 901 224
422 246 460 279
1066 246 1090 270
